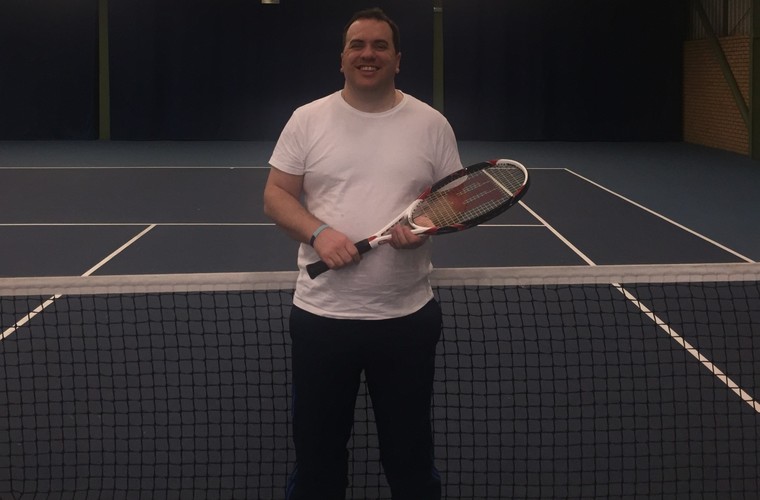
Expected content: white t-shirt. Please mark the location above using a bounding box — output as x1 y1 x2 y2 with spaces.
269 91 462 319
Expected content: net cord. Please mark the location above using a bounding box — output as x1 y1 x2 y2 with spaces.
1 263 760 296
3 263 760 412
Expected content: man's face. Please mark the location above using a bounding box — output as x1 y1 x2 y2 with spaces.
340 18 401 94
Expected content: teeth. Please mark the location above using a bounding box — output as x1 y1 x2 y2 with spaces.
359 66 377 71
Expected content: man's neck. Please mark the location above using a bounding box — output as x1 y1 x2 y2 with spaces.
341 87 402 113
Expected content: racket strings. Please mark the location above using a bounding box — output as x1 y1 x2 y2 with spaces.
487 164 526 195
412 166 525 228
414 194 462 227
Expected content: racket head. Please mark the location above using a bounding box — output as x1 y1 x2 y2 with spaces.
408 159 529 234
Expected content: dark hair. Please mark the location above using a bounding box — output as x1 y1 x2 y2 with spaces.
342 8 401 54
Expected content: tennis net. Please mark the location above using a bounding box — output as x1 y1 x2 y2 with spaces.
1 263 759 499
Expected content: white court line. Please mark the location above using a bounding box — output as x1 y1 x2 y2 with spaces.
566 169 755 264
520 196 760 414
0 166 270 170
480 223 544 228
0 222 546 228
0 222 275 227
1 225 156 341
615 284 760 413
519 200 596 266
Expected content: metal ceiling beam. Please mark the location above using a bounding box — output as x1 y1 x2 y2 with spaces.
752 0 760 158
433 0 444 114
98 0 111 140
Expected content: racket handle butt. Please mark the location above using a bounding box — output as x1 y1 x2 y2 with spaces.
306 261 329 279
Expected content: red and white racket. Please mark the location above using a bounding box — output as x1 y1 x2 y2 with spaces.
307 159 529 279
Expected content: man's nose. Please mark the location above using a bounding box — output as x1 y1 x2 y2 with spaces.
359 46 376 59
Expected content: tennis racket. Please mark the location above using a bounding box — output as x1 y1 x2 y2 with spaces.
306 158 529 279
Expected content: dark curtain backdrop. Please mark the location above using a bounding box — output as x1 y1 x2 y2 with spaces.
0 0 686 141
108 0 431 140
0 0 98 139
444 0 688 141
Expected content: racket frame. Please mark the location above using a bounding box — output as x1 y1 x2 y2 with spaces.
307 159 529 278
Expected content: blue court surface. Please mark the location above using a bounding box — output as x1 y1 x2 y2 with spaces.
0 140 758 276
1 141 759 499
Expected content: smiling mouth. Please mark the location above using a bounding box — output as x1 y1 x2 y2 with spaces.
358 66 379 71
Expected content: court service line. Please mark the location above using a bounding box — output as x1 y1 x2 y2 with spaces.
0 166 269 170
566 169 755 264
0 222 547 228
519 201 596 266
480 223 544 228
520 200 760 414
1 225 157 341
0 222 275 227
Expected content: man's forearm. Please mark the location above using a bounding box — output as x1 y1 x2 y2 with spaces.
263 184 323 244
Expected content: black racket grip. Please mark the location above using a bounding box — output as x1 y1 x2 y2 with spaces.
306 239 374 279
306 260 330 279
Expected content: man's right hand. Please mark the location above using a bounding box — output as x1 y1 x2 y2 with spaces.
312 227 362 270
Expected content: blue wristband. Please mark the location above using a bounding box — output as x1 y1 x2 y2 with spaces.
309 224 330 246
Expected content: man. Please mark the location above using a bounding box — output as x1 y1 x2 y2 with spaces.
263 8 461 499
